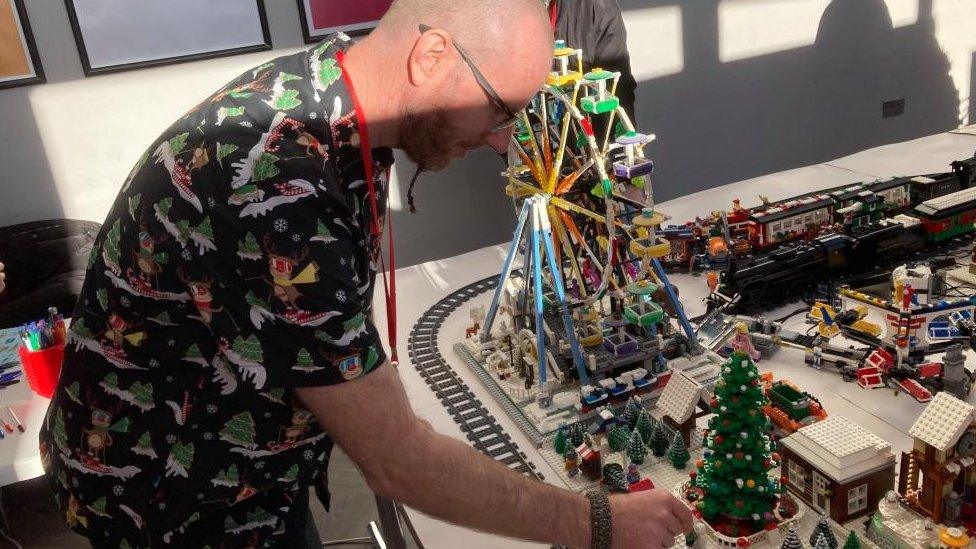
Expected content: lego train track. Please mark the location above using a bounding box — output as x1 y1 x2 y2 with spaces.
407 275 545 481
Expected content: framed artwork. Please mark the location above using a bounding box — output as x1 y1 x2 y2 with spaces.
64 0 272 76
0 0 44 90
297 0 394 43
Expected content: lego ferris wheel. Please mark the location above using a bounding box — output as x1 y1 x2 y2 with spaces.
481 40 698 409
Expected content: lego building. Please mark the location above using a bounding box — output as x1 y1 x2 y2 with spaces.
780 415 896 524
898 392 976 527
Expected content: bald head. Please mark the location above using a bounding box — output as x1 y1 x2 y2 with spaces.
346 0 553 169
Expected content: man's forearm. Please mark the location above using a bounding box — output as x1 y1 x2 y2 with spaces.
380 420 590 547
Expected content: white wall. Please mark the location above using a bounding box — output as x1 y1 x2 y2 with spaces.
0 0 974 267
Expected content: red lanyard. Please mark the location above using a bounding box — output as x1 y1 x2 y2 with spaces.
336 50 399 365
549 0 558 30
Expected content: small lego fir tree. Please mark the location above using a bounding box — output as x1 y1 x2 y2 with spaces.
568 423 585 448
813 533 831 549
781 526 804 549
602 463 629 493
809 516 837 549
685 529 699 547
623 398 642 430
635 410 654 443
608 425 631 452
691 351 780 525
627 431 647 465
841 531 860 549
553 427 569 455
669 432 690 469
650 421 670 456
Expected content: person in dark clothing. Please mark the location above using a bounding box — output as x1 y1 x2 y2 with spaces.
549 0 638 119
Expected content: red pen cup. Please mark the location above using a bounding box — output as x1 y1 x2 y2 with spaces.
18 344 65 398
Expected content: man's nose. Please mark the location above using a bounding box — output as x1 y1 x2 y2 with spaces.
485 127 514 154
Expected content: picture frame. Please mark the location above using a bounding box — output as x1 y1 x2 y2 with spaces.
64 0 273 76
296 0 394 44
0 0 45 90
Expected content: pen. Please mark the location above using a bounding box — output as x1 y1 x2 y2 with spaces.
7 407 23 433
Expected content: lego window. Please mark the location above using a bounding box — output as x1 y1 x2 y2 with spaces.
848 484 868 514
787 459 809 492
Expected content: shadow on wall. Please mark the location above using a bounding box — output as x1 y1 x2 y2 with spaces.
0 85 62 226
969 50 975 125
620 0 959 202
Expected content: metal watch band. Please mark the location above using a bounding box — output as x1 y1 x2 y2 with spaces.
585 490 612 549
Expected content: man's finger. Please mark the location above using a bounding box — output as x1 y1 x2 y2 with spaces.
671 499 694 532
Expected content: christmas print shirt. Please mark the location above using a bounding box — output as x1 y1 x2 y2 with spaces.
39 35 393 547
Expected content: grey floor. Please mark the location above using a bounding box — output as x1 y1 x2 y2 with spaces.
0 449 383 548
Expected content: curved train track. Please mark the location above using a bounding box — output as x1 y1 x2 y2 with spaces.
407 274 545 481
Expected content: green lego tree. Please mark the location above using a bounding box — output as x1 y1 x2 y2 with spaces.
608 425 631 452
668 432 689 469
781 527 804 549
813 534 831 549
650 421 670 456
627 431 647 465
602 463 629 493
810 516 837 549
691 351 781 525
635 410 654 444
568 423 585 448
553 427 569 455
841 531 860 549
623 398 642 430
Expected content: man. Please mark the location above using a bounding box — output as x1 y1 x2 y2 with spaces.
41 0 691 547
550 0 637 118
0 262 5 295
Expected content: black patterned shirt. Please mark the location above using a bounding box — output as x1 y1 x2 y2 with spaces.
39 35 393 547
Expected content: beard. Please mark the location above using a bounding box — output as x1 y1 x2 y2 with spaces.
398 106 458 173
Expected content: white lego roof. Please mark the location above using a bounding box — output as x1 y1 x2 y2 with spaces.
908 392 976 453
657 370 705 424
781 416 894 484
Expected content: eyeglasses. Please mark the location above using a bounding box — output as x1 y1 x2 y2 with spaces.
418 24 519 133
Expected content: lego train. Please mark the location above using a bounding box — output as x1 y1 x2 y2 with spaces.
662 151 976 273
668 152 976 311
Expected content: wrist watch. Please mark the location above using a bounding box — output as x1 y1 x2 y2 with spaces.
584 490 612 549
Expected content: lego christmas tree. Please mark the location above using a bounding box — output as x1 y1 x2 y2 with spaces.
691 351 781 525
781 526 804 549
602 463 629 493
810 516 837 549
669 432 689 469
623 398 642 430
635 410 654 444
568 423 585 447
627 431 647 465
608 425 631 452
650 421 670 456
553 427 569 455
841 531 860 549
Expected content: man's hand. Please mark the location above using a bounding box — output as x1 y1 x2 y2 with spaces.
611 490 693 549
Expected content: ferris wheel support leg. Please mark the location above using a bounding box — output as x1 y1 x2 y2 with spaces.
481 199 533 343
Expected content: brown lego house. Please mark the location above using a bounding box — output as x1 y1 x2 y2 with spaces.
780 415 896 524
898 392 976 527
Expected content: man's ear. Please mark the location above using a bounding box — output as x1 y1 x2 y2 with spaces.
407 28 453 87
